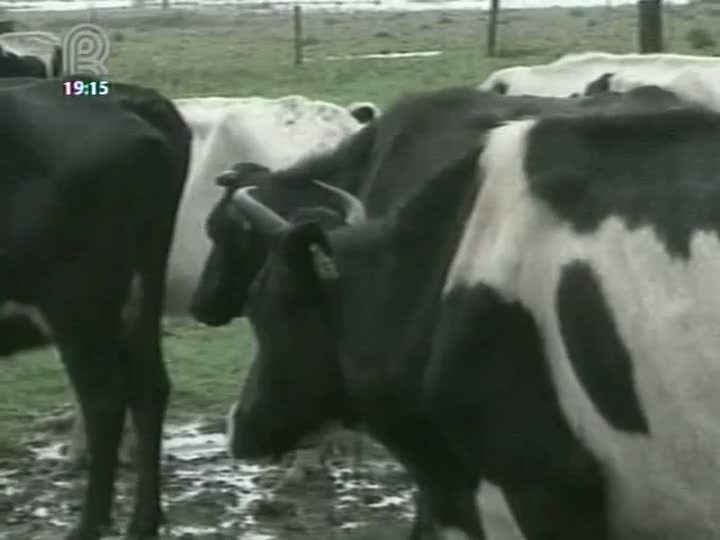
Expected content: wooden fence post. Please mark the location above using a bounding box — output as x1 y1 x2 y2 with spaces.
487 0 500 57
293 5 303 66
637 0 663 53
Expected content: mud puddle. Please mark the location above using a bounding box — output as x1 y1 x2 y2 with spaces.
0 418 414 539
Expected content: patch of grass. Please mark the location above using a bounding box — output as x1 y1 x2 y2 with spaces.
163 319 254 420
0 347 68 457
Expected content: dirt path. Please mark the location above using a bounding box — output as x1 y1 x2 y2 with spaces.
0 419 414 539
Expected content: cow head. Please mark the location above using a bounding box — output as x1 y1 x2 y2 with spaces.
491 80 509 95
191 158 368 326
222 183 366 459
189 162 274 326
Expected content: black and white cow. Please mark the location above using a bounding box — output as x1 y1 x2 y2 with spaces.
584 67 720 113
479 51 720 98
191 85 695 539
0 31 62 78
424 105 720 540
0 77 191 540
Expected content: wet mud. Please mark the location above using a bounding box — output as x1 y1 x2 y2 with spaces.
0 418 415 540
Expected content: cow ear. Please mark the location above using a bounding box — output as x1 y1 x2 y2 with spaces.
282 222 339 282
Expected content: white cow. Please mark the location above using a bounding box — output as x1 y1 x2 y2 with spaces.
164 95 373 314
0 31 62 77
478 51 720 97
65 95 374 480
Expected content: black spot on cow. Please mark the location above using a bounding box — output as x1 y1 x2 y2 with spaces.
428 283 609 539
584 72 614 96
491 81 509 95
525 107 720 259
556 260 649 434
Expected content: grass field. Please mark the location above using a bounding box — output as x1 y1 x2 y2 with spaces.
1 2 720 537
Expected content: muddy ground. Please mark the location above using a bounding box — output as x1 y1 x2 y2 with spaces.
0 412 415 540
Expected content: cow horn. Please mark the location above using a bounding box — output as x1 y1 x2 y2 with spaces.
232 186 290 234
216 168 239 187
312 180 367 225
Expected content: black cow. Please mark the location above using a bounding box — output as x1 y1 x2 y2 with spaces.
191 86 692 539
0 44 46 77
0 32 62 78
190 87 618 327
0 78 191 540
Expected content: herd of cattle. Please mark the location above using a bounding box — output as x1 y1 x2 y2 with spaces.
2 28 720 540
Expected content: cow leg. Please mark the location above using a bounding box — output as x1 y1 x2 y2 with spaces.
499 455 609 540
277 448 325 488
407 484 484 540
118 419 138 466
125 346 169 539
424 485 485 540
408 489 437 540
330 429 365 475
68 400 88 469
68 401 136 470
390 441 483 540
124 274 169 539
501 484 608 540
57 328 129 540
